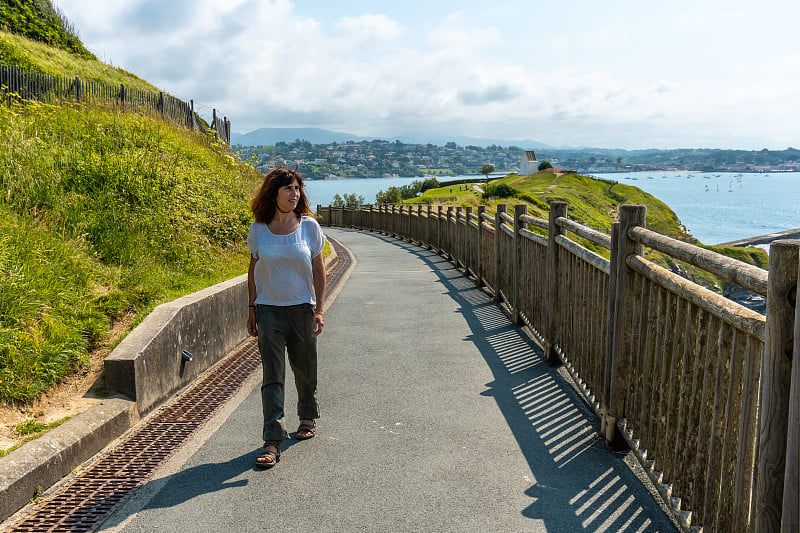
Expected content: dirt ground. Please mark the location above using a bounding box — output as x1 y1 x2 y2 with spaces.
0 315 134 453
0 354 104 451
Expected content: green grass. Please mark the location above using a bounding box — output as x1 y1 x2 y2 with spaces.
0 416 72 458
0 99 261 403
0 0 93 59
0 30 154 90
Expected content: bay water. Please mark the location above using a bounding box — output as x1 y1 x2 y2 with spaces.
305 172 800 246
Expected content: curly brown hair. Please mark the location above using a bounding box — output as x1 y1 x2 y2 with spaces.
251 166 313 223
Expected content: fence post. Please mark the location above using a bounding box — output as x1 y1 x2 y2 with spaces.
455 207 463 268
545 202 567 365
465 206 473 275
477 206 486 287
74 76 81 101
426 205 433 249
436 206 443 252
397 205 403 238
414 205 421 245
512 205 527 326
212 109 218 140
604 204 646 448
446 207 454 260
756 239 800 532
784 245 800 533
605 222 620 407
494 204 507 303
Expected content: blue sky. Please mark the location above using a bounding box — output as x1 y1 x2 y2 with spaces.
56 0 800 150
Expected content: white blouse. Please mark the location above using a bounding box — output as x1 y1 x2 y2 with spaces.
247 216 325 306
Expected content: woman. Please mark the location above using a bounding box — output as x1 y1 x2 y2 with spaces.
246 166 326 468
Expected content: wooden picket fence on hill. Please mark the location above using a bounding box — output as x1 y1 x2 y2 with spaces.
318 202 800 533
0 63 231 144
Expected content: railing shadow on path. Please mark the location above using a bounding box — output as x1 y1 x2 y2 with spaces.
369 232 678 532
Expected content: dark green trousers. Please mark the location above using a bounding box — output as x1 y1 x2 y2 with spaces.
255 303 319 442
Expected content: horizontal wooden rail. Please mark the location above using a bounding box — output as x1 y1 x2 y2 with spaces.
629 226 768 295
520 214 548 231
556 235 611 275
520 228 548 247
557 216 613 249
627 255 766 340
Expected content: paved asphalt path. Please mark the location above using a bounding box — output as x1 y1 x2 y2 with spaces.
99 228 678 532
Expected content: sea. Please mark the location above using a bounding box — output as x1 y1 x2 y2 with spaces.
304 172 800 247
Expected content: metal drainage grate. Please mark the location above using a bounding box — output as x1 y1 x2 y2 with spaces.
5 238 352 532
6 342 261 533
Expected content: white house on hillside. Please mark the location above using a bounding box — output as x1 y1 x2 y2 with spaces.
520 150 538 175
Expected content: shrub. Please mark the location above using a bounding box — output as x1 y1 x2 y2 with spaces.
482 183 516 199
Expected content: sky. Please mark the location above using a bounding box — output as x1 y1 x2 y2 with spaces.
55 0 800 150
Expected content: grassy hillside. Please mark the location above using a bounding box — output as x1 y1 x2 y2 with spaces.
0 1 264 408
0 0 94 59
0 99 261 404
407 170 769 290
0 30 155 90
409 170 685 237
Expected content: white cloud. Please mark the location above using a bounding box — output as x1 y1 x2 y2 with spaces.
336 13 403 43
54 0 800 149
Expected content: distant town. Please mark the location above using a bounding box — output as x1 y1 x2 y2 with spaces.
235 140 800 179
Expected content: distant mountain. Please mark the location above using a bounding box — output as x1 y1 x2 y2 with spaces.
231 127 553 150
231 128 365 146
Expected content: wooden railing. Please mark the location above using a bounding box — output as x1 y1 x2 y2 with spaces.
318 202 800 533
0 64 230 144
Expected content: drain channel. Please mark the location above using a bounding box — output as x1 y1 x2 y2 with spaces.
4 236 351 532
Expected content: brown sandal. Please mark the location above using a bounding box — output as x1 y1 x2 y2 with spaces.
256 442 281 468
296 420 316 440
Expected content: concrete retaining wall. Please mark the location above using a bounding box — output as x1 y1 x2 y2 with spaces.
104 274 250 415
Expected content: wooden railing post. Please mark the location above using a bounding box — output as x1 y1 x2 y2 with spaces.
416 205 423 245
437 206 443 252
545 202 567 365
446 207 454 260
477 206 486 286
785 244 800 533
605 222 620 404
455 207 463 268
426 205 433 249
398 205 404 239
756 239 800 532
604 204 646 448
494 204 507 303
512 205 527 325
465 206 473 275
